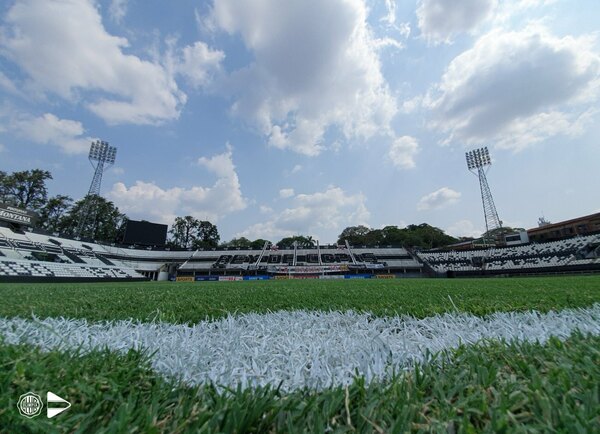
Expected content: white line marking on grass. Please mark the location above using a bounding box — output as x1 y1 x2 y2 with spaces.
1 306 599 392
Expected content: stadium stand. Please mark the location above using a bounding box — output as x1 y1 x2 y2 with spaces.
0 227 145 281
417 233 600 276
2 225 599 282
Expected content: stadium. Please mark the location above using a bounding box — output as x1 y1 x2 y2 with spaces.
1 215 600 282
1 146 599 283
1 1 600 432
1 142 599 433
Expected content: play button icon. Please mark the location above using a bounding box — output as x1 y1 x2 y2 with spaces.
47 391 71 419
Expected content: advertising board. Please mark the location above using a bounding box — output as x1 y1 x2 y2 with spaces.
0 202 38 227
176 276 194 282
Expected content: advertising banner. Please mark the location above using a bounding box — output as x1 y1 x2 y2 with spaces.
219 276 243 281
0 202 39 227
195 276 219 281
319 275 345 280
274 276 289 280
375 274 395 279
267 264 349 274
176 276 194 282
243 276 271 281
344 274 372 279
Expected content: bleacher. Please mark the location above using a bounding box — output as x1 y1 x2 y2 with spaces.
0 258 142 280
2 224 598 281
0 227 146 281
417 234 600 275
176 246 423 275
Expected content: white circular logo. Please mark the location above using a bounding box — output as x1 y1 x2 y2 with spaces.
18 392 44 418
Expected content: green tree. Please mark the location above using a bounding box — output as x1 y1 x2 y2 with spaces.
337 223 458 249
276 235 316 249
250 238 270 249
0 171 6 198
0 169 52 211
222 237 253 248
404 223 458 249
364 229 385 246
38 195 73 233
337 225 372 245
169 216 200 249
60 195 127 242
380 226 406 245
193 220 220 249
221 237 271 249
168 217 220 249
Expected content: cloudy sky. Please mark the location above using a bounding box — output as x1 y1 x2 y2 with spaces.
1 0 599 243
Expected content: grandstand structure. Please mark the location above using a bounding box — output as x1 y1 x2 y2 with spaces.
0 226 422 281
1 223 599 282
1 137 598 282
417 233 600 277
0 227 145 282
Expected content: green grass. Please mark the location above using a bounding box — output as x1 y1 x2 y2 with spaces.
1 275 599 323
1 333 598 433
1 276 599 432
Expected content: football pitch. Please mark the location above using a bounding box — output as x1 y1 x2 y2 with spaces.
1 275 599 432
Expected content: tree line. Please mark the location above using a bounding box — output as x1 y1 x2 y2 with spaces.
0 169 462 250
0 169 219 248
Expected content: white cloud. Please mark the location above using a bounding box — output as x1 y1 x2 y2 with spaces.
109 0 128 23
417 187 461 211
259 205 273 214
207 0 398 156
446 219 483 238
279 188 295 199
426 25 600 150
1 0 186 125
172 41 225 88
237 187 370 242
417 0 497 44
12 113 93 154
108 147 247 223
381 0 397 26
372 37 405 51
400 95 423 114
287 164 303 176
388 136 419 169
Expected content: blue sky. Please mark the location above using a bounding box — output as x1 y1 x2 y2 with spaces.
1 0 599 243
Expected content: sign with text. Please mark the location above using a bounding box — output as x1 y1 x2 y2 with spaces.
194 276 219 281
0 202 38 227
176 276 194 282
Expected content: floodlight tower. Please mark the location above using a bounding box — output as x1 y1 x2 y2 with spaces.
465 147 502 244
76 140 117 238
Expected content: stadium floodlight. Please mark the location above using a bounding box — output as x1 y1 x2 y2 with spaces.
76 140 118 238
465 147 502 244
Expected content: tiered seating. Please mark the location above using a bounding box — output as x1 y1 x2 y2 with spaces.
0 227 145 280
417 234 600 274
0 258 143 279
191 247 421 273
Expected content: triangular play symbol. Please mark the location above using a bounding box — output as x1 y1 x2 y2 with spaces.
47 391 71 419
